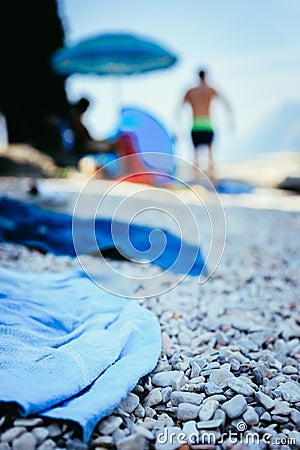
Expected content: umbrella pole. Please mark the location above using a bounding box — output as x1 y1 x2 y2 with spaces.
113 76 123 113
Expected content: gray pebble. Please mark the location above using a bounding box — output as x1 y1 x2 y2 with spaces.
221 394 247 418
252 367 263 386
190 361 201 379
260 411 272 422
144 406 157 419
176 403 200 421
13 418 43 428
12 432 36 450
242 406 259 425
197 417 224 429
178 331 191 346
216 330 230 346
132 424 154 440
172 372 188 391
277 381 300 402
98 415 123 435
123 417 135 433
66 438 88 449
182 420 198 442
161 387 172 403
152 361 171 374
152 371 180 387
289 430 300 447
227 377 255 396
282 365 298 374
189 376 205 384
119 393 140 413
133 403 145 418
203 394 226 403
144 388 162 406
204 381 223 395
209 368 233 386
156 413 174 428
271 400 291 416
116 434 146 450
199 400 219 421
172 355 189 372
133 384 144 394
213 408 226 426
63 429 74 440
290 408 300 427
255 406 266 417
114 406 130 418
180 382 204 393
1 427 26 444
93 435 114 446
144 375 152 392
47 422 61 438
170 391 204 406
256 391 275 410
37 439 57 450
265 378 279 390
112 428 129 445
0 443 10 450
32 427 49 445
206 362 221 370
229 358 241 372
271 414 289 424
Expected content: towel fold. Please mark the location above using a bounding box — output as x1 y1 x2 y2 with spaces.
0 266 161 442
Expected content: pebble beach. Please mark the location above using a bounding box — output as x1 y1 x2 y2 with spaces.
0 168 299 450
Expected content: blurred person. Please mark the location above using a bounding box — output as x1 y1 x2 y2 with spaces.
70 98 139 178
68 97 114 158
182 68 233 184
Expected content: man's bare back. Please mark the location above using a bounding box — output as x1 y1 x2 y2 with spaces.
183 83 218 118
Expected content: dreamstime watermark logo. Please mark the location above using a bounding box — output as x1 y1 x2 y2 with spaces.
156 422 296 447
72 153 226 298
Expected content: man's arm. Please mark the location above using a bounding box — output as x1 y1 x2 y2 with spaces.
214 89 234 131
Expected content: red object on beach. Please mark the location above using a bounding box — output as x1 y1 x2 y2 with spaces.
116 134 157 185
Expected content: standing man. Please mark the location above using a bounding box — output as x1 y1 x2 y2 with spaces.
183 69 232 184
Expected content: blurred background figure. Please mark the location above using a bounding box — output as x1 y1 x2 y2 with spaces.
68 97 114 159
182 68 233 184
68 97 92 156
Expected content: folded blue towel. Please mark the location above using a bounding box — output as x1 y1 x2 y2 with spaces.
0 266 161 442
0 197 206 276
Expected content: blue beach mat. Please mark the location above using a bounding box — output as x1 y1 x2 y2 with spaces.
0 266 161 442
216 179 255 194
0 197 206 276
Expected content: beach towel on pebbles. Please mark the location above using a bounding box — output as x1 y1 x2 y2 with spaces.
0 266 161 442
0 196 206 276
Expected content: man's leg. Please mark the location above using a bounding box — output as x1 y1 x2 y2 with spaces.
208 144 216 185
193 147 201 183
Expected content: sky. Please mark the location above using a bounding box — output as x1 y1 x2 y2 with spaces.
57 0 300 161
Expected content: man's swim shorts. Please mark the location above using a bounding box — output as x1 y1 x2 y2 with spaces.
191 116 214 148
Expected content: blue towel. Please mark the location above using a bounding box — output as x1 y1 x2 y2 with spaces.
0 197 206 276
0 266 161 442
216 179 255 194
